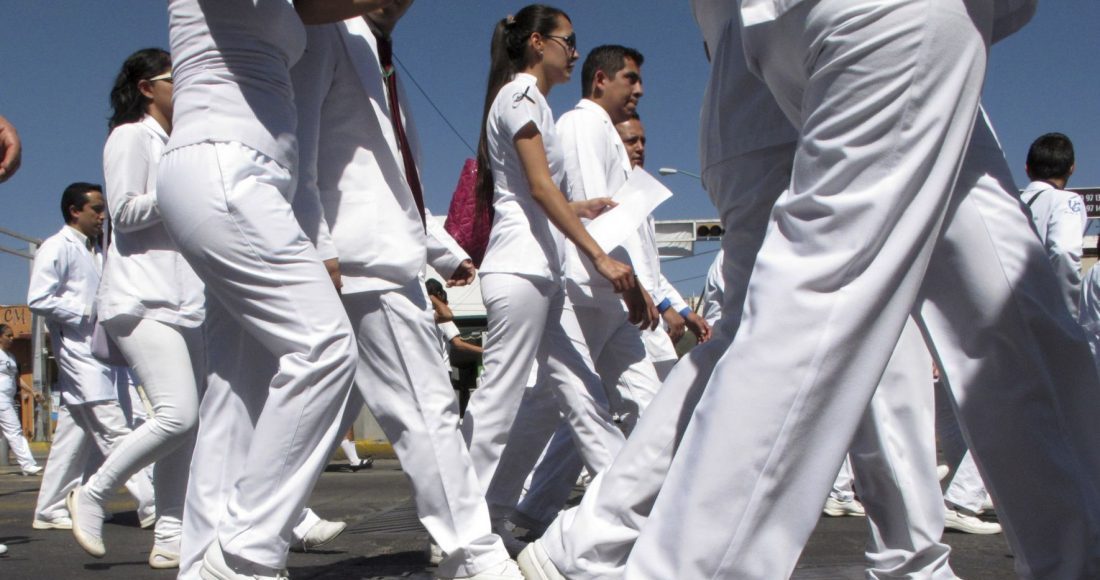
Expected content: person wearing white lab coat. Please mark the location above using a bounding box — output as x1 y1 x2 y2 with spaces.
62 48 204 569
288 6 523 578
460 5 651 554
1078 253 1100 374
0 324 42 476
28 183 155 532
524 1 1100 578
157 1 398 577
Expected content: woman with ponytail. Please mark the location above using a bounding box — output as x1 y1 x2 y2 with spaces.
67 47 205 570
461 4 647 552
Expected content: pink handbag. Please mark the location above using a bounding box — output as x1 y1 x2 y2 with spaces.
444 158 493 267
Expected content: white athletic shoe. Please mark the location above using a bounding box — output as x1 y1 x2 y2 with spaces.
0 543 7 556
426 539 444 565
936 464 950 481
823 496 866 517
67 486 107 557
200 541 289 580
149 545 181 569
290 519 346 552
139 508 157 529
517 541 566 580
444 558 524 580
944 508 1002 534
32 514 73 530
21 465 43 476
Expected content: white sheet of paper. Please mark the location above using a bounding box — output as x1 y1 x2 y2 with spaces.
586 167 673 251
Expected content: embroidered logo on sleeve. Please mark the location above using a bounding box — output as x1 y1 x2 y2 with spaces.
512 86 537 108
1069 197 1084 215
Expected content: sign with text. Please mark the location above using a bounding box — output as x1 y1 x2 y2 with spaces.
1 305 32 337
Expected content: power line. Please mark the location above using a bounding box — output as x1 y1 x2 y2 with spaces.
661 247 720 263
394 54 477 156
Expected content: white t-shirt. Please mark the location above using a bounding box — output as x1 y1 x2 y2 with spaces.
1 350 17 403
167 0 306 170
98 116 205 327
479 73 566 280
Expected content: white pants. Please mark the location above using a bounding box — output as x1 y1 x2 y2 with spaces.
935 381 990 513
338 284 508 577
463 273 624 496
0 402 37 470
829 456 855 502
34 401 155 521
628 2 1100 578
641 328 678 382
87 316 203 551
160 142 356 574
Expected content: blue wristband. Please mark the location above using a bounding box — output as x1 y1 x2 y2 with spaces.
656 298 672 313
678 307 693 318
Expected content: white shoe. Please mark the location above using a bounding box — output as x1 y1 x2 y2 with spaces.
200 541 289 579
32 514 73 530
936 464 950 481
67 486 106 557
291 519 346 552
426 539 444 566
944 508 1002 534
517 541 565 580
149 545 181 569
823 496 866 517
21 465 43 476
491 518 528 558
445 558 524 580
0 543 7 556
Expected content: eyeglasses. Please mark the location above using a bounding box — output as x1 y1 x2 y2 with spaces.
544 33 577 52
147 72 173 83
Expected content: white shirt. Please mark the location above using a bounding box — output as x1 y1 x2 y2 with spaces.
558 99 658 303
701 248 726 328
1079 266 1100 375
1 350 17 403
167 0 306 170
97 116 205 327
480 73 567 280
28 227 117 405
1021 180 1087 317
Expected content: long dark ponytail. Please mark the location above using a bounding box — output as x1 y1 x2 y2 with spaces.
108 48 171 131
475 5 568 217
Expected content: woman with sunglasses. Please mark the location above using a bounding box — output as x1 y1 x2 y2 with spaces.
66 48 204 570
462 3 648 552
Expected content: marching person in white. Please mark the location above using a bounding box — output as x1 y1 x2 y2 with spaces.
289 2 523 578
1020 132 1085 315
0 323 43 476
28 182 155 532
159 1 396 578
613 114 711 380
619 1 1100 578
1078 242 1100 373
64 48 205 569
461 4 650 553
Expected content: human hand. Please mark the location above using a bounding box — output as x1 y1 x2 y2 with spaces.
0 115 23 183
593 254 635 293
684 311 712 343
661 308 686 343
623 285 658 330
573 197 616 220
323 258 342 293
447 259 477 287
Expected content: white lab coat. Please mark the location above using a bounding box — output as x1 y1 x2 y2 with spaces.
1020 180 1087 316
28 226 116 405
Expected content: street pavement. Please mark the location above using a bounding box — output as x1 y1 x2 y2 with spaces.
0 458 1016 579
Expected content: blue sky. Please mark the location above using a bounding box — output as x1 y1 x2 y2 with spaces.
1 1 1097 304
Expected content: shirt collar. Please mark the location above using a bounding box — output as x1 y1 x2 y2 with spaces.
575 98 614 126
141 114 169 143
61 225 93 250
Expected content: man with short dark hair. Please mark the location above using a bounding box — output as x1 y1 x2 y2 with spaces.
28 182 154 532
1021 132 1084 315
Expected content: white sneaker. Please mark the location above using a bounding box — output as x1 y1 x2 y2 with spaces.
139 510 157 529
936 464 950 481
944 508 1002 534
426 539 444 565
32 514 73 530
491 518 528 558
517 541 565 580
823 496 866 517
445 558 524 580
0 543 7 556
67 486 107 557
21 465 43 476
290 519 346 552
149 545 181 569
200 541 289 579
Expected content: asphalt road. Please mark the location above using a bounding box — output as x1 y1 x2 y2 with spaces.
0 459 1016 579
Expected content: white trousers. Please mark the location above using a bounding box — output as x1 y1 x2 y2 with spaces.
829 456 855 502
88 315 203 550
485 296 660 524
463 273 624 496
0 402 37 470
627 2 1100 578
34 401 155 521
540 135 950 580
935 381 990 512
642 328 678 382
160 142 356 574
